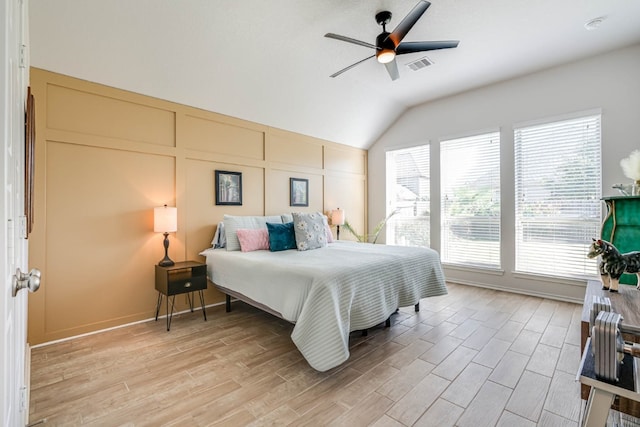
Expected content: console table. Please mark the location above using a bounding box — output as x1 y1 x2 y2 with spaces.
601 196 640 286
581 280 640 417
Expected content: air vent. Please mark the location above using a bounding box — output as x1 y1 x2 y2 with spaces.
406 56 433 71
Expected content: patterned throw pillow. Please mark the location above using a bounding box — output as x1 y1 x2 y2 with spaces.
266 222 297 252
236 228 270 252
292 212 328 251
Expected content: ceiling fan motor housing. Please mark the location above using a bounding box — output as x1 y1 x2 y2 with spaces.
375 10 393 27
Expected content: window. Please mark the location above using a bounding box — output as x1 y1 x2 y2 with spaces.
386 145 430 247
441 132 501 268
514 113 601 278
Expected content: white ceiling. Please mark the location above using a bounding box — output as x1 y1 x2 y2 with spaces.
29 0 640 149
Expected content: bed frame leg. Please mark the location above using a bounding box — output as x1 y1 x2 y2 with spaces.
226 294 231 313
385 317 391 328
414 302 420 312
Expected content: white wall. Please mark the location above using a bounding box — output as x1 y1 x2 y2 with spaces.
368 43 640 302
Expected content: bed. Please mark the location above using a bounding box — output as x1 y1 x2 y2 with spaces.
200 237 447 371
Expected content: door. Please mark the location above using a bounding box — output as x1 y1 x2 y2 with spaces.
1 0 30 426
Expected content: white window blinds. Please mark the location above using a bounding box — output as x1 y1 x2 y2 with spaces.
441 132 501 268
386 145 430 247
514 114 601 278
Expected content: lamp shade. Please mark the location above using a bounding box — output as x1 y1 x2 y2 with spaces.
331 208 345 226
154 205 177 233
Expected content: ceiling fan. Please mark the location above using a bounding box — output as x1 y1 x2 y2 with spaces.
325 0 459 81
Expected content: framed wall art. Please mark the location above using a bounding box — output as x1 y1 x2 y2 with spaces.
215 170 242 205
290 177 309 207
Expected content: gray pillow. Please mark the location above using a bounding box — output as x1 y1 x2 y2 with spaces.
210 221 226 248
292 212 328 251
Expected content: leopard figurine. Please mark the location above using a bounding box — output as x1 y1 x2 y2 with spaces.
587 238 640 292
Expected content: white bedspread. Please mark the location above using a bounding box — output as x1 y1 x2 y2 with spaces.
200 242 447 371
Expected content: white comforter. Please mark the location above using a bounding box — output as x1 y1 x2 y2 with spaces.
200 242 447 371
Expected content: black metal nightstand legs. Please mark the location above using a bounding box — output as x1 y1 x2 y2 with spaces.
198 290 207 321
155 290 206 331
155 292 162 321
167 295 176 331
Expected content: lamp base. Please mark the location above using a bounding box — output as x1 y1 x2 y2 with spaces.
158 232 174 267
158 257 175 267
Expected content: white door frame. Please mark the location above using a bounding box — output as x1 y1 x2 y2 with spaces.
1 0 30 425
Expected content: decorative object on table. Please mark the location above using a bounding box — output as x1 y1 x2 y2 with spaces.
154 204 177 267
587 238 640 292
620 150 640 195
215 170 242 205
343 209 398 244
330 208 345 240
290 177 309 207
612 183 633 196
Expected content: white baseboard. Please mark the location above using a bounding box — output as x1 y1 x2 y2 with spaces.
448 279 584 305
31 300 227 349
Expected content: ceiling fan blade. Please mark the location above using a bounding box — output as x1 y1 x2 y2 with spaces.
388 1 431 46
384 59 400 81
325 33 377 50
396 40 459 55
330 55 375 78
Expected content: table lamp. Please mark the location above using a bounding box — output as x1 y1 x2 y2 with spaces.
331 208 345 240
154 204 177 266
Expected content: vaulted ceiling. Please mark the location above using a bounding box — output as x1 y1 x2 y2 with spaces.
29 0 640 149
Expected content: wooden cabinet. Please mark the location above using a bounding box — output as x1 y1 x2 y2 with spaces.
601 196 640 285
154 261 207 330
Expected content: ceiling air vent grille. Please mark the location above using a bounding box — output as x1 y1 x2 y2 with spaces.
406 56 433 71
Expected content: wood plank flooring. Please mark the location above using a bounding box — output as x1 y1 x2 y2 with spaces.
30 283 590 426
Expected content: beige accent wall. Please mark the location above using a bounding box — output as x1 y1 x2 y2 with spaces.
28 68 367 345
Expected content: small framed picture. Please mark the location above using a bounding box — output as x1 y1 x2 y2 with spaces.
290 178 309 207
215 170 242 205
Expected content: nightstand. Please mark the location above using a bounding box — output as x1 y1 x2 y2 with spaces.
155 261 207 331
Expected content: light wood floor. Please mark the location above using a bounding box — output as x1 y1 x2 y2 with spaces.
30 283 587 426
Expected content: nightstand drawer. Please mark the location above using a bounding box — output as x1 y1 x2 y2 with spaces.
167 275 206 294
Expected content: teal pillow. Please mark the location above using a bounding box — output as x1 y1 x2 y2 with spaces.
267 222 296 251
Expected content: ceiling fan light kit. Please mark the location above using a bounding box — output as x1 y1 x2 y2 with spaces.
325 0 459 81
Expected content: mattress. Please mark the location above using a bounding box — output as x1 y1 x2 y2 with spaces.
200 241 447 371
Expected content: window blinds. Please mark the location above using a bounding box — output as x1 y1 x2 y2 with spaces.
441 132 501 268
385 145 430 247
514 114 601 278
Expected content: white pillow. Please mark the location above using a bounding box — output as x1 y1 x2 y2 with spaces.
224 214 283 251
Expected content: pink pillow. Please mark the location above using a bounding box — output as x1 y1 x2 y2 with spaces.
236 228 270 252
